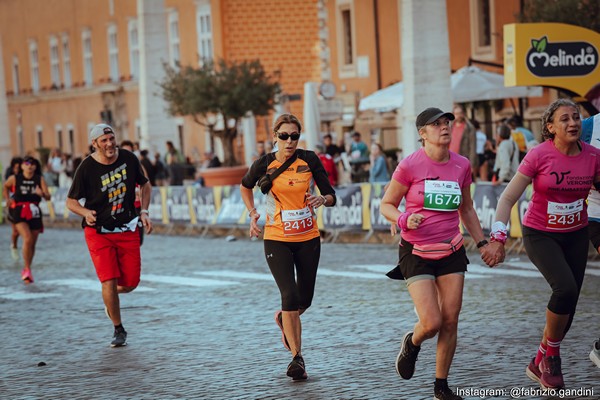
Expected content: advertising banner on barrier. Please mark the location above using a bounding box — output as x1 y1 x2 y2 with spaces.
215 186 246 225
166 186 192 223
366 183 393 231
48 187 73 221
191 186 218 225
34 182 533 240
321 185 363 230
472 182 531 237
149 187 167 224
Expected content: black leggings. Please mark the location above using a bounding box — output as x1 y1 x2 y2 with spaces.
264 237 321 311
523 226 588 334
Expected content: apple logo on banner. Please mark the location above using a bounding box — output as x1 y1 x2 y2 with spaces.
526 36 598 77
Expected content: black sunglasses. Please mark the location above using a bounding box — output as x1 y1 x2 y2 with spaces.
276 132 300 141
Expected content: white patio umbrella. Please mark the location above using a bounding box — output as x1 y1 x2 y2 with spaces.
358 81 404 112
358 66 542 112
450 66 542 103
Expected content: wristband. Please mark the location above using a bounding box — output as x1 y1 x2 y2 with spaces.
397 212 411 232
490 221 508 245
140 209 149 215
476 239 488 249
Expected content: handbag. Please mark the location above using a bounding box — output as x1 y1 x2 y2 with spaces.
258 152 298 194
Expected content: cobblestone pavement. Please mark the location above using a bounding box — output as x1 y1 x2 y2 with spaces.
0 225 599 400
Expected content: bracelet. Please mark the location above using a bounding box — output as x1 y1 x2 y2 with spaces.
248 208 257 216
140 209 149 215
320 195 327 206
476 239 488 249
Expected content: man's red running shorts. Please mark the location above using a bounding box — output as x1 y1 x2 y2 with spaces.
84 227 141 287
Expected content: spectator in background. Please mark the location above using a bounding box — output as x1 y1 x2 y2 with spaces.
139 150 156 186
492 124 519 185
153 152 167 186
473 120 490 182
450 105 478 178
165 141 185 186
350 131 369 159
323 134 342 158
253 141 266 161
46 148 63 187
315 144 337 186
200 151 222 169
507 115 535 142
265 140 274 154
369 143 389 183
58 153 73 188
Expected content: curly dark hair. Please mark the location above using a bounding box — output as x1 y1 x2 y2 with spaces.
541 98 580 141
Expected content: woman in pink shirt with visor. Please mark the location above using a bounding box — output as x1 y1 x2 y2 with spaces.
488 98 600 390
381 107 495 400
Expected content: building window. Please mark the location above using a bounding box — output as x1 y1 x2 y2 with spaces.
68 126 75 154
12 56 19 95
49 36 61 88
196 2 213 65
36 126 43 147
108 24 119 82
17 126 24 156
470 0 495 60
128 19 139 80
336 1 356 78
29 40 40 93
62 34 72 88
82 29 93 87
168 10 180 67
56 126 63 151
341 9 353 65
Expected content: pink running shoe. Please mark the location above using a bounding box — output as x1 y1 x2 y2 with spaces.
525 357 541 383
539 355 564 389
274 310 291 351
21 268 34 283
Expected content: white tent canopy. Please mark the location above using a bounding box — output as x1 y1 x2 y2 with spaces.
358 66 542 112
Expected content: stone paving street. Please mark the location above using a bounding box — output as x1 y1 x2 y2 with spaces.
0 225 599 400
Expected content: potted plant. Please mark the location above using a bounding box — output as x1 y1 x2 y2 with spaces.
160 59 280 185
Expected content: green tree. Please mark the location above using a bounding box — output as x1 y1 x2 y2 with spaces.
519 0 600 32
160 59 280 166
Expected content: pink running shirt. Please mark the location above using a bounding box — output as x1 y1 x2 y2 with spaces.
518 140 600 232
392 148 472 244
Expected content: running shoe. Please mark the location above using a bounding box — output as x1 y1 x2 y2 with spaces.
21 268 34 283
286 354 308 381
111 329 127 347
525 357 541 383
539 355 564 389
10 246 19 261
434 386 463 400
395 331 420 379
590 339 600 368
274 310 291 351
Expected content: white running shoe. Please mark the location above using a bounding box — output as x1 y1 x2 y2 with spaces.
590 340 600 368
10 246 19 260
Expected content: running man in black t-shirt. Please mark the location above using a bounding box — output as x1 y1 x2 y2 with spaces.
66 124 153 347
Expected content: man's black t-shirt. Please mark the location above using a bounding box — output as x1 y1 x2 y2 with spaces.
68 149 148 230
